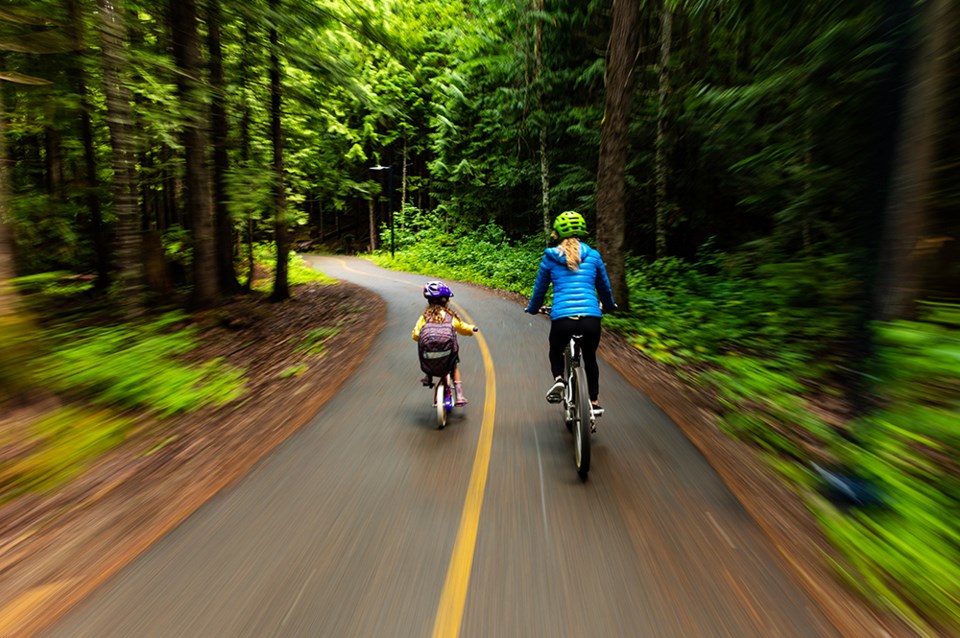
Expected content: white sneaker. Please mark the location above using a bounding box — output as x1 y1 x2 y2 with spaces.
545 380 565 404
590 405 603 432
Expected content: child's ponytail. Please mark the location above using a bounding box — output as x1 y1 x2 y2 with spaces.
423 298 462 324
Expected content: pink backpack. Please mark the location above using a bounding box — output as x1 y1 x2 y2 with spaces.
418 314 458 376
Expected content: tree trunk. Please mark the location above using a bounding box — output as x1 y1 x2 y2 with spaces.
162 146 175 229
595 0 640 311
368 198 377 251
0 90 41 406
0 214 15 318
401 137 408 210
539 125 551 243
97 0 142 315
0 91 16 317
654 1 672 259
207 0 240 295
66 0 107 288
534 0 551 243
44 122 63 197
269 0 289 302
170 0 217 308
239 17 255 291
877 0 955 320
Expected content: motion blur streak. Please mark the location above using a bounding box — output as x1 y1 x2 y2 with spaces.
0 580 72 635
432 303 496 638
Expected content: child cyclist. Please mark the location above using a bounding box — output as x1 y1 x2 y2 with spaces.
412 281 478 406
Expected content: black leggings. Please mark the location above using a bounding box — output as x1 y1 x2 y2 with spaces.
549 316 602 402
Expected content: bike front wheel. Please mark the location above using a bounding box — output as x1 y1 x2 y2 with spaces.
573 367 591 480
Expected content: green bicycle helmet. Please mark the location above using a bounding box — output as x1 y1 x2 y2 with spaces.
553 210 587 238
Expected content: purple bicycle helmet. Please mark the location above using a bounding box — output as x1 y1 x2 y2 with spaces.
423 281 453 300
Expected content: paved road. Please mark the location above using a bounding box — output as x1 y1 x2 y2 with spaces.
46 257 835 638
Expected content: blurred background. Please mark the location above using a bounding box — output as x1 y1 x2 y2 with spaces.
0 0 957 635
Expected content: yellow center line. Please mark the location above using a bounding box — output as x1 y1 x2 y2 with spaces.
321 256 498 638
330 257 412 286
432 302 495 638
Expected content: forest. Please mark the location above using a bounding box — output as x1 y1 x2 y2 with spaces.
0 0 957 634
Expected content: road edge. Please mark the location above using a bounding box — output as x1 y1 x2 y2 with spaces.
597 331 913 638
3 283 386 638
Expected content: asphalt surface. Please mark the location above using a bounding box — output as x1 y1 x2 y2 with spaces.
46 256 836 638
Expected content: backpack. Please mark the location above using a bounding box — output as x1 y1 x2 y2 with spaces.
418 315 459 376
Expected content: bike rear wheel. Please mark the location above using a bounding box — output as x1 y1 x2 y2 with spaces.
572 366 591 480
435 380 448 429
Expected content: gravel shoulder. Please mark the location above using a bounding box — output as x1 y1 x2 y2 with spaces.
0 282 384 637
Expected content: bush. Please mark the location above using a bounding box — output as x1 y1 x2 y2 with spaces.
0 407 133 502
820 310 960 633
38 312 246 417
251 243 335 291
372 213 542 294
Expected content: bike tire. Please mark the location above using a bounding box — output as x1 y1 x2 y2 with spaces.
573 366 591 480
436 381 448 429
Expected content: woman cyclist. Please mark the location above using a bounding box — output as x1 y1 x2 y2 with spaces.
524 211 616 415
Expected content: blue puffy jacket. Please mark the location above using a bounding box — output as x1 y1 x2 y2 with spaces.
525 242 616 319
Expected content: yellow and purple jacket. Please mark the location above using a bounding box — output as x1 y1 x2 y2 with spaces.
411 311 476 341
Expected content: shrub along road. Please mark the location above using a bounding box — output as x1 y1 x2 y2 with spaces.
43 257 844 637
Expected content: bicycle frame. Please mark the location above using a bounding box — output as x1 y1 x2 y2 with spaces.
562 337 580 413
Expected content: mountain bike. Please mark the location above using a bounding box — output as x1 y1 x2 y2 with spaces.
541 307 596 481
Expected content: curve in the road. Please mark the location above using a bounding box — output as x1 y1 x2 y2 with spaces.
44 256 838 638
330 257 500 638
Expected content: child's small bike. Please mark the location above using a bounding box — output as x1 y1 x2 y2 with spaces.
430 372 456 429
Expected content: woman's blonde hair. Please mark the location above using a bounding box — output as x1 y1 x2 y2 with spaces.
557 237 581 271
424 300 462 323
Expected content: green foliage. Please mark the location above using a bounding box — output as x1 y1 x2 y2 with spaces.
7 195 90 274
12 271 94 298
297 326 341 356
606 252 856 374
0 407 134 502
38 312 245 418
158 225 194 277
0 312 40 405
369 211 541 294
818 311 960 634
250 243 336 292
279 363 309 379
